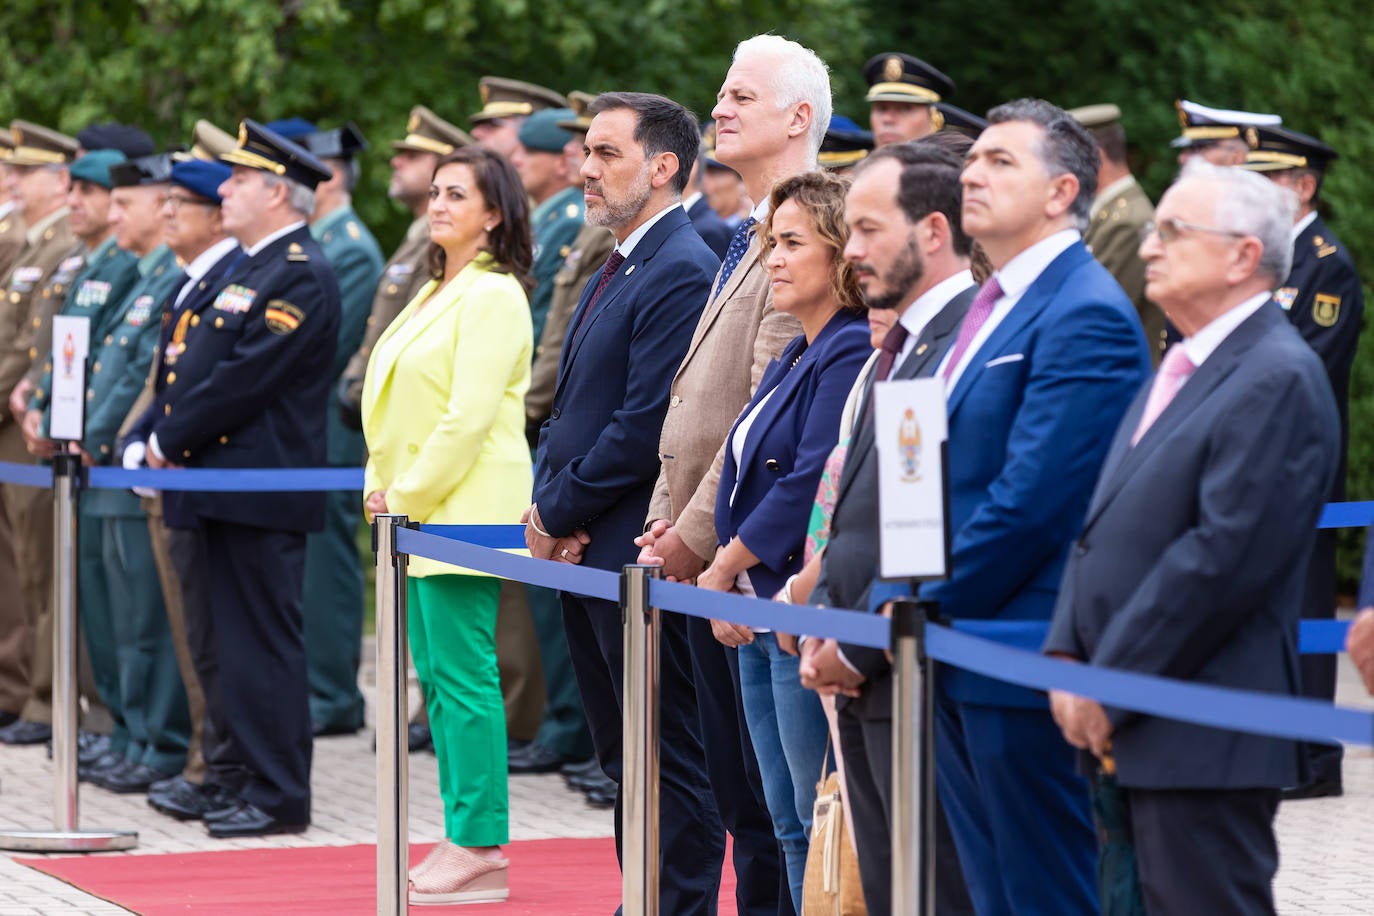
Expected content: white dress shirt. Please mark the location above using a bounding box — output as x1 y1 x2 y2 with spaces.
174 237 240 308
1179 291 1271 373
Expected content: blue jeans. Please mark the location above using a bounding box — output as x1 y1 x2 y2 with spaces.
738 632 830 911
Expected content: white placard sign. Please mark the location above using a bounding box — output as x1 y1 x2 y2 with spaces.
874 377 949 580
48 314 90 442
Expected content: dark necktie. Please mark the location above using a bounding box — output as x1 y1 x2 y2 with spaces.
713 216 757 299
871 321 911 384
570 250 625 345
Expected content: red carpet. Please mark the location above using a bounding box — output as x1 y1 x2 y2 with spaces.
16 837 739 914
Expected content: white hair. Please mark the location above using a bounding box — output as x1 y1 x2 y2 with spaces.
732 34 833 162
1179 159 1296 283
261 172 317 218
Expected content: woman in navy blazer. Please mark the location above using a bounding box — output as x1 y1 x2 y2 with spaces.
699 172 871 908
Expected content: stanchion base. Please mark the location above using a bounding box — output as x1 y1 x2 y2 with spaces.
0 829 138 852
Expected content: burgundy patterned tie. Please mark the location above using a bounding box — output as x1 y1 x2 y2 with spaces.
570 250 625 345
871 321 910 384
942 276 1004 382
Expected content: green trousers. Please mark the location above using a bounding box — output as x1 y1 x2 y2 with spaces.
408 573 508 846
302 488 366 732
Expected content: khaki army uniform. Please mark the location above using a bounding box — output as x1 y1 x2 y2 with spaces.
0 203 26 283
0 207 76 723
1084 177 1162 363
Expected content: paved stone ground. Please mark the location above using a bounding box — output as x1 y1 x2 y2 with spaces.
1 637 1372 914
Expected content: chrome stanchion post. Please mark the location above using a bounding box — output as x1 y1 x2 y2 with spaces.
891 598 936 916
0 451 137 852
620 564 662 916
374 514 410 916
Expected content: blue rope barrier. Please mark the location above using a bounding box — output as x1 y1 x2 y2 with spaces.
0 461 55 488
924 625 1374 748
948 618 1354 655
394 526 620 602
418 524 528 550
650 578 891 650
1319 500 1374 528
87 466 364 492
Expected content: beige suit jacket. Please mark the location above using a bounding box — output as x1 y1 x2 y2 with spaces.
646 229 802 561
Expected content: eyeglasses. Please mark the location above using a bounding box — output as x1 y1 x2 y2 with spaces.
1140 218 1247 246
162 193 215 211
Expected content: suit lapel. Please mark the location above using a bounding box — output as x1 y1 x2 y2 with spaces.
679 229 761 370
1081 302 1283 530
946 243 1092 419
736 334 809 476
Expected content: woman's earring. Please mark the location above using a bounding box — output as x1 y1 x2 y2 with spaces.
484 224 494 232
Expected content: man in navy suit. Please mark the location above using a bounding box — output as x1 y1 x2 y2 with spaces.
814 99 1151 913
801 138 977 916
524 91 723 915
129 121 340 838
1046 162 1338 913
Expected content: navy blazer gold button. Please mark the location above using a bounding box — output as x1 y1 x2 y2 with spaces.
764 458 781 472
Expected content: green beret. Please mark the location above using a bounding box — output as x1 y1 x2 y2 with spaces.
69 149 127 189
518 109 577 153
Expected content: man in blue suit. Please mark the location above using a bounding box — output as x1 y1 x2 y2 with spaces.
1047 162 1338 914
807 99 1151 913
684 152 732 259
524 91 723 915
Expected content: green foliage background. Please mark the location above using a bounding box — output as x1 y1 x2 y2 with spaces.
4 0 1369 590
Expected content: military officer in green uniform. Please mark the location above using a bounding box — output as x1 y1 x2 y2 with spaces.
268 118 385 735
0 133 26 279
0 121 79 745
71 153 191 791
469 76 566 158
1243 126 1364 800
1069 103 1164 363
22 148 140 758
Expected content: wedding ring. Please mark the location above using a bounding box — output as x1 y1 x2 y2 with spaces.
561 548 570 559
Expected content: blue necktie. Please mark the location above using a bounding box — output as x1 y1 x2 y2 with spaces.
713 216 757 299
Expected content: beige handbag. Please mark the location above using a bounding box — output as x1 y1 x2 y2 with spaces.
801 740 867 916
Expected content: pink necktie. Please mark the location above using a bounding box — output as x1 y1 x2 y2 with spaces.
942 277 1004 382
1130 344 1196 445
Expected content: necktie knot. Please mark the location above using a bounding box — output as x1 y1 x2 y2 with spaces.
714 216 758 298
1159 343 1195 380
871 322 910 384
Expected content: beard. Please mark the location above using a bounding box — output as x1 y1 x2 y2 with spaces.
584 166 653 231
861 234 924 311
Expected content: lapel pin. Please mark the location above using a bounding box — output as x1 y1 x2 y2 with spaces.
916 343 928 356
625 264 635 276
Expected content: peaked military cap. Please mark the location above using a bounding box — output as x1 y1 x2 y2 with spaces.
110 152 174 187
1067 104 1121 130
0 131 14 161
77 122 156 158
1241 124 1338 173
9 121 78 166
171 159 232 204
934 102 987 139
391 105 473 155
174 119 238 163
221 119 333 189
818 115 874 169
1171 100 1280 150
69 149 127 189
864 53 954 106
556 92 597 133
471 77 565 123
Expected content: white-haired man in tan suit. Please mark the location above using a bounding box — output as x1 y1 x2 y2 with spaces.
635 33 829 912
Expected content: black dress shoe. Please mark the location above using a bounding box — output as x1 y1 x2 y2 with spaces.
561 758 602 784
148 776 241 821
585 780 617 809
206 802 308 838
77 731 112 766
0 719 52 745
1281 777 1343 801
102 763 175 795
509 743 582 775
79 751 127 784
569 764 612 792
408 723 433 753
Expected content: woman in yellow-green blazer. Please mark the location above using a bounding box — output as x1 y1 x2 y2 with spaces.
362 147 533 906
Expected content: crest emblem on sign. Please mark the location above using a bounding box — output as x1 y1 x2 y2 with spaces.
884 56 904 82
898 407 922 482
62 333 75 378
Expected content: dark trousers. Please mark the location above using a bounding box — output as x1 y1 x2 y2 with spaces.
1129 786 1279 915
1298 530 1341 783
302 487 366 732
170 521 312 823
529 583 592 758
561 591 723 915
934 685 1097 916
685 615 791 916
836 671 974 916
